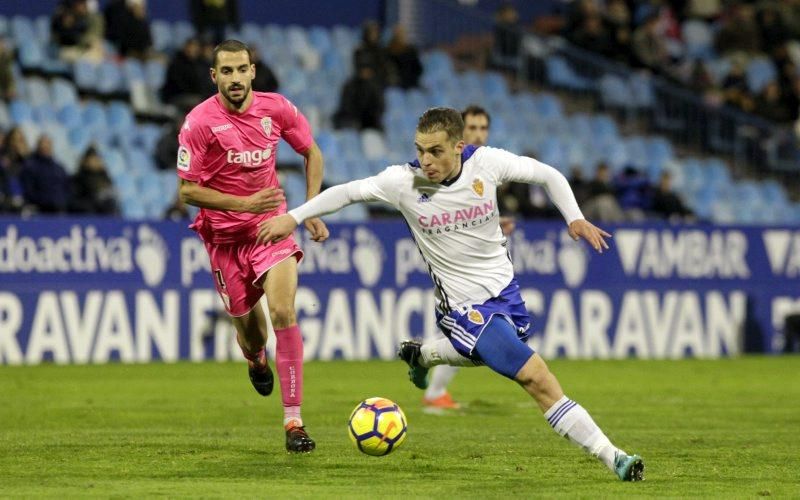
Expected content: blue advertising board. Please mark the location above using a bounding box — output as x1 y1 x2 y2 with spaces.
0 218 798 364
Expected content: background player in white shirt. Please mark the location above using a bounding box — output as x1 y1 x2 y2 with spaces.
256 108 644 481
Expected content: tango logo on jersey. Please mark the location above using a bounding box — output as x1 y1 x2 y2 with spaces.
261 116 272 137
467 309 484 324
472 178 484 197
227 147 273 167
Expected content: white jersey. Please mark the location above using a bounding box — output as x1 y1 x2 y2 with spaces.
289 145 584 312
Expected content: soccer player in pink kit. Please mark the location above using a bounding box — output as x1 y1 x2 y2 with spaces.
177 40 328 453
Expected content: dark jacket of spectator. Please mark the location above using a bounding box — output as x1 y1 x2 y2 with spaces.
51 0 91 47
190 0 239 44
386 26 422 89
251 48 279 93
104 0 152 59
353 21 393 88
161 38 212 107
70 148 119 215
0 128 30 213
20 136 71 213
0 37 16 100
333 65 384 130
651 172 693 220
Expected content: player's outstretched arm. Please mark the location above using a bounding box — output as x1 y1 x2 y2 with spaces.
256 180 368 245
179 179 284 213
568 219 611 253
299 142 329 242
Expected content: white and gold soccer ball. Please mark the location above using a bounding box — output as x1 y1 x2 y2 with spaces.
348 397 408 456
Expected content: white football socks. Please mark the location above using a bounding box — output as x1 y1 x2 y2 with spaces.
424 365 460 400
420 338 480 368
544 395 621 470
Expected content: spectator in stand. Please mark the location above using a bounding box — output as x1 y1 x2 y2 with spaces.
386 25 422 89
333 63 384 130
70 147 119 215
19 136 71 214
0 37 16 100
631 12 672 74
651 171 694 221
493 3 522 64
250 46 279 93
353 20 393 89
0 127 30 213
715 4 762 57
604 0 633 64
161 38 213 109
582 162 624 222
757 5 790 56
190 0 239 44
154 118 181 171
569 14 614 58
104 0 152 60
51 0 105 63
614 166 652 221
756 81 793 123
722 58 755 113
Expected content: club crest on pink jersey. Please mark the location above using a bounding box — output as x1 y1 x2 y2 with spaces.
261 116 272 137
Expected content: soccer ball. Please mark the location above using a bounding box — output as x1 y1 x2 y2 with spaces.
348 397 408 456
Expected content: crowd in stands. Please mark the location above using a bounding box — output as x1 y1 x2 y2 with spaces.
562 0 800 124
0 0 796 223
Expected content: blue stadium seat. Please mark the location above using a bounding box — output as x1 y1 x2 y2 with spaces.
25 77 51 107
33 104 57 124
73 60 98 92
173 21 195 47
746 58 777 94
58 103 82 129
533 93 564 120
151 20 172 52
9 99 33 124
546 55 592 91
599 74 631 109
34 16 50 46
107 102 135 135
0 15 8 36
96 62 124 95
308 26 332 54
68 125 93 155
682 20 714 60
50 78 79 110
145 59 166 91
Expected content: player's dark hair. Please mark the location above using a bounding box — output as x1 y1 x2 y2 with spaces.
461 105 491 127
417 107 464 143
212 39 252 68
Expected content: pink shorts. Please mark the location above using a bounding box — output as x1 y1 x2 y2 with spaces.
205 236 303 317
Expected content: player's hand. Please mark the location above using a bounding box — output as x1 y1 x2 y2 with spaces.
243 187 284 213
304 217 329 242
499 216 516 236
256 214 297 245
568 219 611 253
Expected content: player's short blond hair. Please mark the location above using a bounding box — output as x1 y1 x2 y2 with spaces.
417 107 464 144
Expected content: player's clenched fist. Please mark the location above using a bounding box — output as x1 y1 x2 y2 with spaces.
243 187 285 213
256 214 298 245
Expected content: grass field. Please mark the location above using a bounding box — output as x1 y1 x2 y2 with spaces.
1 358 799 498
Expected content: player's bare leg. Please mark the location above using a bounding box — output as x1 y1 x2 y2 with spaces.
263 256 314 453
232 304 274 397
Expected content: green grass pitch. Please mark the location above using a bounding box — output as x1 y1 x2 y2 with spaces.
1 358 799 497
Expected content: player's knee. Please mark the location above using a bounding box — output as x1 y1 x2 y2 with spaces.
515 356 551 392
269 303 296 328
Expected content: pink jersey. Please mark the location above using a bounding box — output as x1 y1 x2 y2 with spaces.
177 91 313 244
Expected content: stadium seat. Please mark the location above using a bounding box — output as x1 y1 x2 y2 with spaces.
9 99 33 124
151 20 172 52
746 58 777 94
546 55 592 91
24 77 50 107
96 62 124 95
50 78 79 110
599 74 631 109
73 60 98 92
361 129 387 160
682 20 714 60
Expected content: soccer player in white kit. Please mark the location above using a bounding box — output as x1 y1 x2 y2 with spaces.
256 108 645 481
